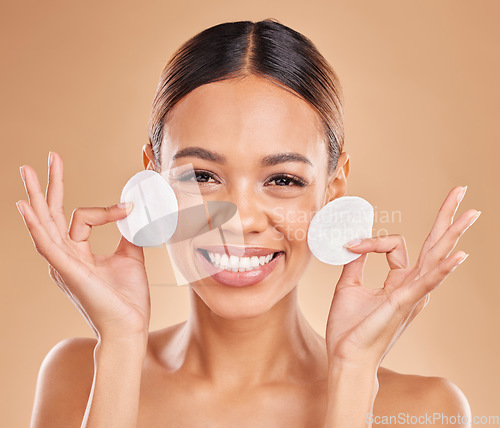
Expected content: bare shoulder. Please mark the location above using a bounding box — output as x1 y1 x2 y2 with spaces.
373 366 472 427
31 337 97 428
30 323 186 427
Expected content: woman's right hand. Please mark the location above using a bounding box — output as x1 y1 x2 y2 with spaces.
16 151 151 343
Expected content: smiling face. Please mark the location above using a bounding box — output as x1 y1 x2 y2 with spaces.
143 74 349 320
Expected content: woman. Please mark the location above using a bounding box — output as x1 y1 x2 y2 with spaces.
19 19 478 427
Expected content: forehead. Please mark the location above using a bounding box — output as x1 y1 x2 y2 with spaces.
161 75 326 167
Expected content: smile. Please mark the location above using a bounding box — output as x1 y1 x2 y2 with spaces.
199 249 280 272
195 246 285 287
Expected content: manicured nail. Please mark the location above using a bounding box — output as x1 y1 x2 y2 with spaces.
48 152 53 168
19 166 25 182
466 210 481 228
118 201 134 213
457 186 467 204
456 252 469 266
344 238 362 248
16 201 25 216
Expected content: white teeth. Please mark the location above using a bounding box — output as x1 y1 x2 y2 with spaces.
238 257 251 272
229 255 239 269
220 254 229 269
205 251 278 271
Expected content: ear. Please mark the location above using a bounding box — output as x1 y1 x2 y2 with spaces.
323 152 350 205
142 144 157 171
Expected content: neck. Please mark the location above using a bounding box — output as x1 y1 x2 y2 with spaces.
170 287 328 389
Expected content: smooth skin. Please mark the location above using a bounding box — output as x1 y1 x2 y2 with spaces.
19 75 479 427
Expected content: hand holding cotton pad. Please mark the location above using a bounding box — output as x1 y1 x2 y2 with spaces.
117 170 178 247
307 196 374 265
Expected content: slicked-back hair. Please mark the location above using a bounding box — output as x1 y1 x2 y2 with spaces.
149 19 344 174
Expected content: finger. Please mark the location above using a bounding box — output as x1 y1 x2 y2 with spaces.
336 253 368 289
68 202 133 242
419 209 480 273
45 151 69 236
18 198 118 323
395 250 467 314
344 234 410 270
360 252 464 345
20 165 64 245
416 186 466 268
114 235 145 264
16 199 81 275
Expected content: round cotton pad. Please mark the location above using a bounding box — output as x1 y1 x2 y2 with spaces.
116 170 178 247
307 196 374 265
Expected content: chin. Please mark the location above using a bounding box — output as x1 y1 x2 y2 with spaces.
191 282 291 321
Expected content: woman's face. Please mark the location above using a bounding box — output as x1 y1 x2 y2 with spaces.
150 74 348 320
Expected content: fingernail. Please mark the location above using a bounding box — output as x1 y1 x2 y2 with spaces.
456 252 469 266
466 210 481 228
118 201 134 213
344 238 362 248
457 186 467 204
16 201 24 216
19 166 25 182
48 152 53 168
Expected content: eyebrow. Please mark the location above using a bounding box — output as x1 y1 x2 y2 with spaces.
172 146 313 167
261 152 313 167
172 147 226 164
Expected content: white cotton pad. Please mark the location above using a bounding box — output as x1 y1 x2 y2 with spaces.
307 196 374 265
116 170 178 247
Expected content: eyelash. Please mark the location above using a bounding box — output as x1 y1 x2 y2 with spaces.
178 170 308 187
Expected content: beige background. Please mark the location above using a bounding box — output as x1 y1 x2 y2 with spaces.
2 0 498 426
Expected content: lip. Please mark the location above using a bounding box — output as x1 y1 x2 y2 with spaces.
195 247 284 287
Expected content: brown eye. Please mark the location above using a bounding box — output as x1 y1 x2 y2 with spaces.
266 173 307 187
195 172 215 183
179 169 219 184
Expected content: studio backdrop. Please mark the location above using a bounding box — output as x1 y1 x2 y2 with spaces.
1 0 498 426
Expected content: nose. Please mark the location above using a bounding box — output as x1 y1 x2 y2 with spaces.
215 184 270 238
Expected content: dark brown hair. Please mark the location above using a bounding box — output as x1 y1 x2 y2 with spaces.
148 18 344 173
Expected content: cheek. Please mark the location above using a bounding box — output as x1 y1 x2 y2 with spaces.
269 195 324 248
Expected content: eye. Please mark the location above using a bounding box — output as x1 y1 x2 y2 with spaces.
266 173 307 187
175 170 308 188
178 169 220 184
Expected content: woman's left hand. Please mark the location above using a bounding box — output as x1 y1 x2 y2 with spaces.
325 185 480 369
